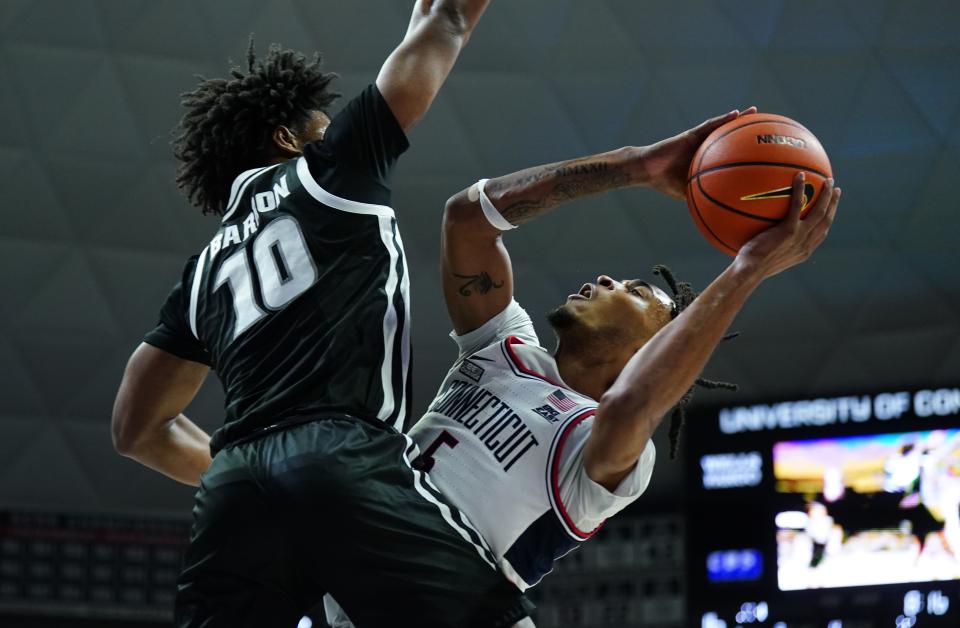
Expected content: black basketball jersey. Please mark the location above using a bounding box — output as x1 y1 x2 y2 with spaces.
144 85 412 453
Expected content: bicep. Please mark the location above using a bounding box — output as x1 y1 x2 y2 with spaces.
113 343 210 442
442 190 514 336
582 401 654 492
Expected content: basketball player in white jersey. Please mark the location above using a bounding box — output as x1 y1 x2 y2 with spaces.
400 109 842 593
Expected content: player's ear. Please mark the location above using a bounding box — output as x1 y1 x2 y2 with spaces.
272 125 301 157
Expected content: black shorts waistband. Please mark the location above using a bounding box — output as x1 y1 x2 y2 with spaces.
216 412 395 452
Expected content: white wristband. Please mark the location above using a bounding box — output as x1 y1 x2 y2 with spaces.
476 178 517 231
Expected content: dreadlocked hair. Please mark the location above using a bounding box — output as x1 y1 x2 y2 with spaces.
652 264 739 459
173 37 340 215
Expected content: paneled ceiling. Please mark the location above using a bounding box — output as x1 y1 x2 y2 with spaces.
0 0 956 513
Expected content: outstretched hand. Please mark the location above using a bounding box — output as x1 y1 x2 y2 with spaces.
640 107 758 199
737 172 841 279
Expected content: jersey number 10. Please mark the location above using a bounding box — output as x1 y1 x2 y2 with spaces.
213 216 319 340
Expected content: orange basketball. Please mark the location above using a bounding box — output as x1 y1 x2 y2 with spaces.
686 113 832 255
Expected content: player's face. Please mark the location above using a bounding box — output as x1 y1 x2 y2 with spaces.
300 110 331 144
270 110 332 161
553 275 674 348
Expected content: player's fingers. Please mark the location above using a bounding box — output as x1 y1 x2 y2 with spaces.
691 109 739 139
739 106 759 116
827 187 841 224
784 171 806 227
804 178 835 228
817 186 841 236
804 186 841 248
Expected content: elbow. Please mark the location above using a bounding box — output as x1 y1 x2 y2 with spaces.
111 406 141 457
443 193 477 229
111 414 132 456
442 188 502 242
430 1 470 37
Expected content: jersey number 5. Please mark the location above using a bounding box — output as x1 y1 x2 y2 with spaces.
412 431 459 473
213 216 318 340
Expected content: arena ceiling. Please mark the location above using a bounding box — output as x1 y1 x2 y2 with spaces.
0 0 956 514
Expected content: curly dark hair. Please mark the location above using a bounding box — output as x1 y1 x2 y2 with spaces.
652 264 739 459
173 37 340 215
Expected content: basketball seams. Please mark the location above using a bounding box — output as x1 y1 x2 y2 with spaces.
687 187 739 255
688 162 831 183
695 176 783 224
694 117 815 175
686 114 830 256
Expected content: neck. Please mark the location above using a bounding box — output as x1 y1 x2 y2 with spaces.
267 154 296 166
554 341 624 402
266 145 303 166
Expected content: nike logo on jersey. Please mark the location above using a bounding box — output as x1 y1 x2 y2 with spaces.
430 380 539 472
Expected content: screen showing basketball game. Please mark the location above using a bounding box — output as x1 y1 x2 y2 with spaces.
686 387 960 627
773 430 960 591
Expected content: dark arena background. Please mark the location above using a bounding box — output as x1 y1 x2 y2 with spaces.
1 1 958 627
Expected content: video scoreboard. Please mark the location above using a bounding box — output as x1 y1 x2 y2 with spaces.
686 387 960 627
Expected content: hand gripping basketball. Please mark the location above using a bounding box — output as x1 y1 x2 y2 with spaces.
686 114 833 255
640 107 758 200
736 171 841 279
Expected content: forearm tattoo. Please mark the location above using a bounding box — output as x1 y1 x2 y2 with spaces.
486 157 632 226
454 271 504 297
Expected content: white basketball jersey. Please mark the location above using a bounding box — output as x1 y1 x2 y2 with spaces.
409 300 655 590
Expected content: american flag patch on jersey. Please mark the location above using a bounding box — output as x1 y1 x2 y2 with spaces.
547 389 577 412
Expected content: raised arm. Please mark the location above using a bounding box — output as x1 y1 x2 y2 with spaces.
111 343 212 486
442 109 747 335
584 173 841 490
377 0 490 132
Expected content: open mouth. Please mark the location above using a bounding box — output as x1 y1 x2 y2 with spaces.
568 283 594 301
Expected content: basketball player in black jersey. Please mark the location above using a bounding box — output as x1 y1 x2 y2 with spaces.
110 3 532 627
